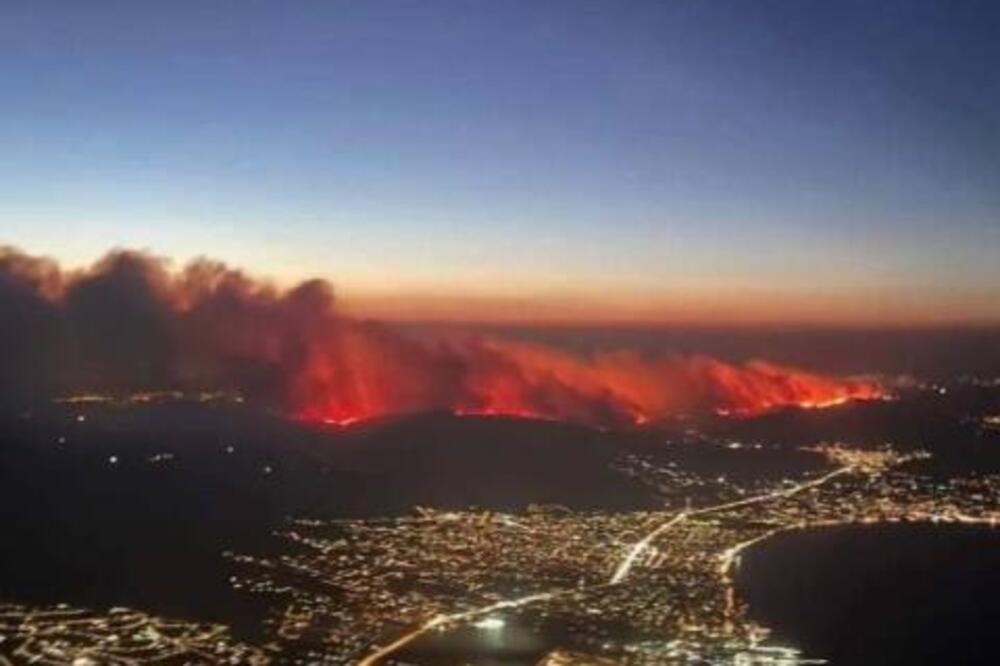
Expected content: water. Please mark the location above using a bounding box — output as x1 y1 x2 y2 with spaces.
398 617 550 666
736 523 1000 665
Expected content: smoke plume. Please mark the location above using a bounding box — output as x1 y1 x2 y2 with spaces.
0 246 882 425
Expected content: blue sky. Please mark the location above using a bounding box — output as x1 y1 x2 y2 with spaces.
2 1 998 324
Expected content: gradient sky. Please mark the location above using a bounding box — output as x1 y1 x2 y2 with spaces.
2 1 998 325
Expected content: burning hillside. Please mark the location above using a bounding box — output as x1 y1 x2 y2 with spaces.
0 247 882 426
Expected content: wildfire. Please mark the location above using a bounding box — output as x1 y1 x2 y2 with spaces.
0 246 885 428
291 337 884 428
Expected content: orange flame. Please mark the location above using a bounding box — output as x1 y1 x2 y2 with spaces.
0 246 884 425
291 336 883 427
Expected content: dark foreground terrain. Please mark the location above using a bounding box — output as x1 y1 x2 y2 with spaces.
0 379 999 664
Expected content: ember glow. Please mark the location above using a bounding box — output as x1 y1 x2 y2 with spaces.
293 337 883 427
0 247 883 426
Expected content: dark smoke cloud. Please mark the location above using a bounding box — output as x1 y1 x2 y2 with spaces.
0 246 320 408
0 246 881 424
0 248 62 406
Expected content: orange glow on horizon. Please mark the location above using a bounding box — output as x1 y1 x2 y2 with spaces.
0 245 891 429
291 336 886 428
341 286 1000 329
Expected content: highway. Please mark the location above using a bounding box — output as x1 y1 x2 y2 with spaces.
609 464 854 584
356 591 555 666
356 464 855 664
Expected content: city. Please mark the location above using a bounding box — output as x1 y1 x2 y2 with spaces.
2 3 998 661
221 434 1000 664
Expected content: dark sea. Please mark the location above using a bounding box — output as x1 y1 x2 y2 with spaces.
397 523 1000 666
736 523 1000 665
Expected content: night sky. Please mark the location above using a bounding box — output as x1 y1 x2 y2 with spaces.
2 1 998 325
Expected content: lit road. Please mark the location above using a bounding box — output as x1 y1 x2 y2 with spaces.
610 511 690 584
356 591 555 666
357 464 856 665
610 465 855 584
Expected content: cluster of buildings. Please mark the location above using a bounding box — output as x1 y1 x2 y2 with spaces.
222 439 1000 664
0 603 267 665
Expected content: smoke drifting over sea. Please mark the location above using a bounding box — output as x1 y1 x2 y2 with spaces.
0 247 881 425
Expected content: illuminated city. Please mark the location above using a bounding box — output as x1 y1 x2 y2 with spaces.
0 603 267 665
2 372 1000 664
2 1 1000 664
219 437 1000 665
